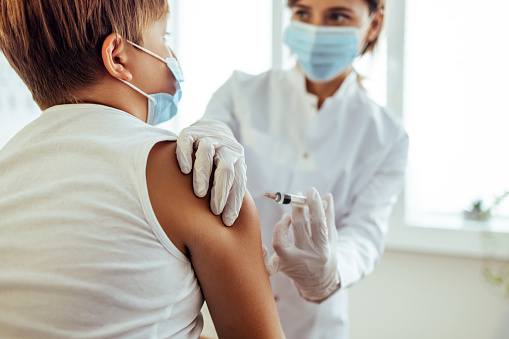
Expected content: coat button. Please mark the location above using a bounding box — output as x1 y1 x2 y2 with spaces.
274 295 279 302
303 152 309 159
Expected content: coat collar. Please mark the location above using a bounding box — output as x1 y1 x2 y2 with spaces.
287 64 359 104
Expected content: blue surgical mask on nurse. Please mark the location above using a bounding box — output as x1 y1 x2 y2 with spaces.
283 15 373 82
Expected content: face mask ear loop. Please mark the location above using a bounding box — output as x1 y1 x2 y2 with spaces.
126 40 185 82
166 45 177 59
359 12 376 30
126 40 168 64
118 78 157 106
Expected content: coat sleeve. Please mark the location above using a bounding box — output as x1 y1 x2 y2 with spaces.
201 73 241 139
335 128 409 289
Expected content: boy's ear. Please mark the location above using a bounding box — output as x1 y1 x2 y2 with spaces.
102 33 133 81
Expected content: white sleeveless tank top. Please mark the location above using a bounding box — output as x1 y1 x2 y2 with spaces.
0 104 203 338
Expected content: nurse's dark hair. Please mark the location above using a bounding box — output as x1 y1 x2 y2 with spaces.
0 0 169 109
287 0 385 55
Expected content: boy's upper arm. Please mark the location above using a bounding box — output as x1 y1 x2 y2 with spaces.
146 141 285 339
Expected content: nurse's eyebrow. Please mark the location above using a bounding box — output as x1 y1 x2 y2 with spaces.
293 4 311 9
327 7 354 13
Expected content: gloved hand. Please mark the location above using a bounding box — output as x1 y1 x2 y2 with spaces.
176 119 247 226
263 187 340 303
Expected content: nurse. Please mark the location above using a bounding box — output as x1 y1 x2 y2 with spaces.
176 0 408 337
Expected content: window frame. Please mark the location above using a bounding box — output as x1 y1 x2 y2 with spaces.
382 0 509 260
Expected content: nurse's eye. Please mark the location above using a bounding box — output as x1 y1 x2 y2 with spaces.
328 12 348 25
293 9 310 21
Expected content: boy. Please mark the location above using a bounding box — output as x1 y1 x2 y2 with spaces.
0 1 284 337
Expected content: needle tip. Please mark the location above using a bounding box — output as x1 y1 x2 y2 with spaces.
264 193 277 200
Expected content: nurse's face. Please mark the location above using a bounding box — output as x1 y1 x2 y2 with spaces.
289 0 381 47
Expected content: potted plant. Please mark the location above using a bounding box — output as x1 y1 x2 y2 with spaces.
464 191 509 222
464 191 509 299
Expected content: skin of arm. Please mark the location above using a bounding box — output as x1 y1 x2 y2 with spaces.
146 141 285 339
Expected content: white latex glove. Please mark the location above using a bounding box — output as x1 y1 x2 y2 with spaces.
176 120 247 226
263 187 341 303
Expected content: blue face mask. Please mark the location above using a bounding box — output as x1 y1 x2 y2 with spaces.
283 20 370 83
119 40 184 125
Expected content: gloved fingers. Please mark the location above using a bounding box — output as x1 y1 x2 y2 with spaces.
210 155 235 215
193 138 217 198
175 130 197 174
220 158 246 226
262 246 280 276
262 245 269 264
322 193 337 243
291 203 311 250
307 187 329 256
272 214 292 259
267 253 280 276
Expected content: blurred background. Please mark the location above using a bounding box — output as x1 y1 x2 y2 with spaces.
1 0 508 338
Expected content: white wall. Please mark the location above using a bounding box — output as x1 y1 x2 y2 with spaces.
349 250 509 339
200 250 509 339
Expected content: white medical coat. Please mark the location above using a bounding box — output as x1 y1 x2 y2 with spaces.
202 66 409 339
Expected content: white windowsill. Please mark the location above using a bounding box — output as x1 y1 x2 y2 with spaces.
407 213 509 234
386 206 509 260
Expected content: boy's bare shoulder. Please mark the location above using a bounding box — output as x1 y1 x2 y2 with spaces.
146 141 284 338
145 141 260 256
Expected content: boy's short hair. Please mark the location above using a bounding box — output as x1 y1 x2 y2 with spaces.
0 0 169 109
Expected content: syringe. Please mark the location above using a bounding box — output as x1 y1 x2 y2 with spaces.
264 192 328 210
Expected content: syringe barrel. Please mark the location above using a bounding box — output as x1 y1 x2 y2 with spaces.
283 193 306 205
275 192 328 209
274 192 307 205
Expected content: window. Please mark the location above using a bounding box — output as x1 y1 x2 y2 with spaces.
0 55 40 148
163 0 273 133
403 0 509 228
386 0 509 259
